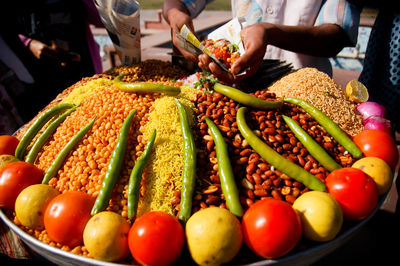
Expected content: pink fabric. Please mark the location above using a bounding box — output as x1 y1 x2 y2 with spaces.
18 34 31 47
83 0 105 74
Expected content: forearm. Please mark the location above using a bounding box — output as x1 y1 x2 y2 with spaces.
162 0 190 25
261 23 351 57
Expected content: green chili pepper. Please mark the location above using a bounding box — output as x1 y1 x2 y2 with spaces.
237 107 326 191
42 116 96 185
214 83 283 110
15 103 75 160
282 115 341 172
127 129 156 219
91 109 137 215
204 117 243 217
175 99 197 223
114 74 181 95
283 97 363 159
25 106 78 164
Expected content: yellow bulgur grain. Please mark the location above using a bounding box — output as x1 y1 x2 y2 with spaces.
268 68 363 136
61 78 113 105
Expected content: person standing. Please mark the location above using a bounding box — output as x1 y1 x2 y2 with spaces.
163 0 362 83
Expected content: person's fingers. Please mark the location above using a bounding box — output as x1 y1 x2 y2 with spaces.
209 62 236 84
198 54 212 69
172 34 198 62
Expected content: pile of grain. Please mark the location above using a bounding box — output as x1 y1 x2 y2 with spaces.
267 68 363 137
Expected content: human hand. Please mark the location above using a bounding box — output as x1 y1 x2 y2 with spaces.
198 53 236 83
167 8 198 63
230 23 271 78
28 39 60 61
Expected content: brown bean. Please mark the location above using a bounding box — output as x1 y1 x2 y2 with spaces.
258 163 269 171
304 161 312 171
246 198 254 207
275 134 284 143
248 153 260 164
285 195 297 204
206 195 220 205
252 173 262 184
254 189 268 197
247 189 255 199
264 127 276 135
246 163 256 175
240 149 252 157
236 157 248 165
297 155 306 166
271 190 282 200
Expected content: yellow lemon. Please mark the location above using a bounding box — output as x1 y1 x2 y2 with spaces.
83 211 130 262
352 157 393 195
185 207 243 265
346 80 369 103
0 154 19 170
293 191 343 242
15 184 60 229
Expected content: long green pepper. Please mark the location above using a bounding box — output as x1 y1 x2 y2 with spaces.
127 129 157 219
175 99 197 223
15 103 75 160
214 83 283 110
282 115 341 172
25 106 78 164
114 74 181 95
42 116 96 184
283 97 363 159
91 109 137 215
237 107 326 191
205 117 243 217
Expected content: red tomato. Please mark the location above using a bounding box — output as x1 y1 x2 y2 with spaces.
0 161 43 209
0 135 19 155
242 198 302 259
128 211 185 265
326 168 378 220
44 191 94 247
353 129 399 169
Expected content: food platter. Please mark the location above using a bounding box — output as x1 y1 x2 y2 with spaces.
0 60 398 265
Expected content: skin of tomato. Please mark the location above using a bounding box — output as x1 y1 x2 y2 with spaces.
44 191 94 247
0 135 20 155
242 198 302 259
128 211 185 265
0 161 43 209
326 168 378 220
353 129 399 169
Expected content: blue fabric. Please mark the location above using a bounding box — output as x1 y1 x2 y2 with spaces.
359 9 400 132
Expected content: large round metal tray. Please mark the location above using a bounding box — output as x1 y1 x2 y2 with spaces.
0 193 386 266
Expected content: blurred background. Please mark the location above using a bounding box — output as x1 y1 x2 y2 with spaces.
92 1 379 88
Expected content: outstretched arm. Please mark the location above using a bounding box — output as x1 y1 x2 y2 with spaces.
162 0 198 62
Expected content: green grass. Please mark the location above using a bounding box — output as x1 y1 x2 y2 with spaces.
137 0 230 10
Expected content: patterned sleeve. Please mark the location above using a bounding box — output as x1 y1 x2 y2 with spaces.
315 0 362 45
181 0 215 18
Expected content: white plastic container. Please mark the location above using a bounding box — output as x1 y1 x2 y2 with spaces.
95 0 141 65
